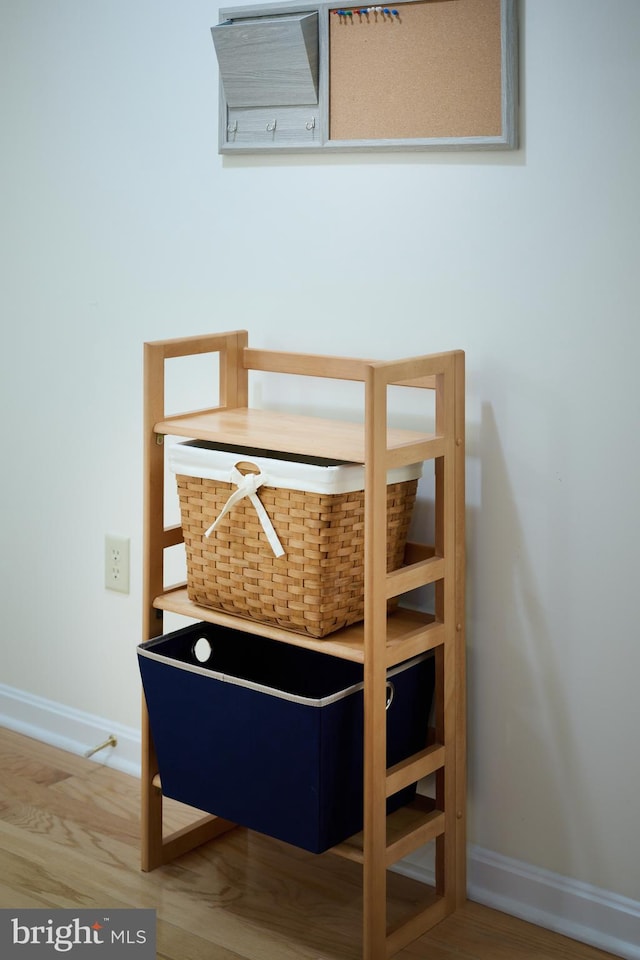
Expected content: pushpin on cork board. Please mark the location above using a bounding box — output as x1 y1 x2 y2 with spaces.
329 0 507 142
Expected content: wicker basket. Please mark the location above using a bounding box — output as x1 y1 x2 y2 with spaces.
171 442 421 639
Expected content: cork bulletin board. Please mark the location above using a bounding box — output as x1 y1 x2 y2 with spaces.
213 0 518 153
329 0 503 142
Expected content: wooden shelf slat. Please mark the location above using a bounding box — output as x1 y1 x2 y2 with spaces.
329 797 443 867
153 588 442 665
385 619 445 668
385 744 446 798
243 347 372 382
386 437 445 470
153 587 366 661
385 808 445 866
386 556 445 600
154 406 438 464
385 897 449 958
160 815 237 866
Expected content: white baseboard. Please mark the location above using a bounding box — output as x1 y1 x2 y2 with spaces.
468 845 640 960
395 844 640 960
0 682 141 778
2 682 639 959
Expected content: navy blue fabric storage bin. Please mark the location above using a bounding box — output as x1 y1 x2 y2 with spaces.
138 622 434 854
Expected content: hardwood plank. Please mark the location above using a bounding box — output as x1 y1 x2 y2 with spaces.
413 900 616 960
0 728 92 779
155 920 247 960
0 768 139 848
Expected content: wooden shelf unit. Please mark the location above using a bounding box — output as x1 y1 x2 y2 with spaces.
141 330 466 960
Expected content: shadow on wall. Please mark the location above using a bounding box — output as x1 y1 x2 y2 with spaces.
466 398 604 881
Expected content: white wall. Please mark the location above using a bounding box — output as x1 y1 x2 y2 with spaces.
1 0 639 917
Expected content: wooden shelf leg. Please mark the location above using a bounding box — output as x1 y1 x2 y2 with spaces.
362 821 387 960
141 700 164 872
362 365 390 960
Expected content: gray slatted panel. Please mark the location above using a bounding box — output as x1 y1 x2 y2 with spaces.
212 13 318 108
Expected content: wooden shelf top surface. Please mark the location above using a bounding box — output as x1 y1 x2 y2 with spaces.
155 407 435 463
153 588 440 664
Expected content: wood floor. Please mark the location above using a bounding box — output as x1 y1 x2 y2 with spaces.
0 727 618 960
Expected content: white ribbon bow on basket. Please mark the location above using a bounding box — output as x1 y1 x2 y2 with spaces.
204 464 285 558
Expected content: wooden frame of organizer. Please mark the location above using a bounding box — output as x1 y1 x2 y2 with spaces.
141 330 466 960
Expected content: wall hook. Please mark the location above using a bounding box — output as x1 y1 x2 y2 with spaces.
266 119 277 132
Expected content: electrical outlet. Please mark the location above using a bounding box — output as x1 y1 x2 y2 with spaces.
105 535 130 594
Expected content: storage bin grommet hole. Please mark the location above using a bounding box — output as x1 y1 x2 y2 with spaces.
386 681 395 710
193 636 213 663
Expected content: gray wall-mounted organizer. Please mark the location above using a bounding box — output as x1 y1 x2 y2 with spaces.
212 0 518 154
